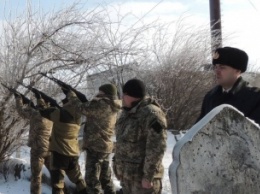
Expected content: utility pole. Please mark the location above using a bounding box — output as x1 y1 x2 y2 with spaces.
209 0 222 51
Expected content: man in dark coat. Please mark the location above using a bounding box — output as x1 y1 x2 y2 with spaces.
197 47 260 125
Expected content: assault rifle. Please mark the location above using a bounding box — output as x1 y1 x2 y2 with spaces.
1 83 36 109
17 81 61 108
39 72 88 102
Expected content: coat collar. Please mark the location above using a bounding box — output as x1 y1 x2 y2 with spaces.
229 76 248 95
216 76 248 95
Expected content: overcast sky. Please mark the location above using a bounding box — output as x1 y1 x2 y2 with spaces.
1 0 259 67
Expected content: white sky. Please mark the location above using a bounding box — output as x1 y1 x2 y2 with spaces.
0 0 259 67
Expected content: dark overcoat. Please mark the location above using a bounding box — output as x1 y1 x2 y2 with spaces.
198 77 260 125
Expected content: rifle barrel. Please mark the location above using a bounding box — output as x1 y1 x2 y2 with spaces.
38 72 87 102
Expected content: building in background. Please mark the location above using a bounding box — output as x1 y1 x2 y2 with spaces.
86 63 138 99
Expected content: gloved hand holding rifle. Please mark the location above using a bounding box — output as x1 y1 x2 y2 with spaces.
39 72 88 102
1 83 36 109
17 81 61 109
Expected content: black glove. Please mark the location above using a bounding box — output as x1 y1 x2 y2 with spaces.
34 91 41 99
22 97 31 105
61 87 70 95
13 92 21 98
62 97 68 104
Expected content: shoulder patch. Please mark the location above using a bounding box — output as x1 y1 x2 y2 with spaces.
151 120 164 134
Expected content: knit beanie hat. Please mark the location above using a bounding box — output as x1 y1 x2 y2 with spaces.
212 47 248 73
99 84 117 97
123 79 146 98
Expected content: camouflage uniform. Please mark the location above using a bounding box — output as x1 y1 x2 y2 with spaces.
113 98 167 194
78 95 121 194
39 91 87 194
16 97 53 194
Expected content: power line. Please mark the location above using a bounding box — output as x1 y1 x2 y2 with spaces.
247 0 258 12
128 0 165 30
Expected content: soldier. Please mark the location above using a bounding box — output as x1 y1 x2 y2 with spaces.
39 90 87 194
77 84 121 194
15 94 53 194
197 47 260 124
113 79 167 194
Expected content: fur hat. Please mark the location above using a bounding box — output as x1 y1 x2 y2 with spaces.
99 84 117 97
212 47 248 73
123 79 146 98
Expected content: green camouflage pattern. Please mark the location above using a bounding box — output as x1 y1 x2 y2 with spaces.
113 97 167 183
16 97 53 153
85 149 115 194
121 178 162 194
79 96 121 153
75 95 120 194
16 97 53 194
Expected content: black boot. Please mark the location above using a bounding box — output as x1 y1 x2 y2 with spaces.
52 187 64 194
116 189 123 194
77 188 88 194
103 185 116 194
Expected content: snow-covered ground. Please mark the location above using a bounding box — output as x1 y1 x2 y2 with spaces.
0 131 178 194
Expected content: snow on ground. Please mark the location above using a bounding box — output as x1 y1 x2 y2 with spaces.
0 131 178 194
0 180 52 194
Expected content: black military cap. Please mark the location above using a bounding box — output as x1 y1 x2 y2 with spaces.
212 47 248 73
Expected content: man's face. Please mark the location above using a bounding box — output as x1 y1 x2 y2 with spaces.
97 90 105 96
122 94 140 108
214 64 241 88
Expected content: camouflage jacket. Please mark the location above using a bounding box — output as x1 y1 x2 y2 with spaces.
78 96 121 153
39 91 82 156
16 97 53 154
113 97 167 182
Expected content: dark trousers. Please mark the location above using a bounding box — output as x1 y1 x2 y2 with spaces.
50 151 86 194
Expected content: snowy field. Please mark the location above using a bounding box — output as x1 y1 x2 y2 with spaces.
0 131 178 194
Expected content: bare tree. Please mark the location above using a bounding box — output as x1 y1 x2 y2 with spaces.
0 2 125 161
0 0 174 161
0 1 224 161
84 5 160 97
83 16 218 131
138 20 217 131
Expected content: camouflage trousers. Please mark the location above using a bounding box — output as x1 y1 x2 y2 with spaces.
120 178 162 194
85 149 115 194
30 150 51 194
50 151 87 194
